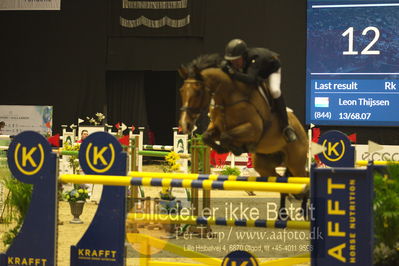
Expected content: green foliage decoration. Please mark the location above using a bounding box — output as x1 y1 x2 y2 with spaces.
220 166 241 176
373 163 399 265
1 175 32 247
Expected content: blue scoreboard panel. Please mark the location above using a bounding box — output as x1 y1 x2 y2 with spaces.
306 0 399 126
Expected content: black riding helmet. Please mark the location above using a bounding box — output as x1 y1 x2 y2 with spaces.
224 39 248 60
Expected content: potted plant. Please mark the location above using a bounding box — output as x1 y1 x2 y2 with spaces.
63 185 90 224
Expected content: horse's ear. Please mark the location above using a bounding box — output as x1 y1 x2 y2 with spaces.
178 65 188 79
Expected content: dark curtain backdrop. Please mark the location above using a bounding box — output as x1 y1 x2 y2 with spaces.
0 0 107 134
106 71 178 145
106 71 148 131
144 71 178 145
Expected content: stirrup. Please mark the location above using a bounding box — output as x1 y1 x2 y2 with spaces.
283 126 297 143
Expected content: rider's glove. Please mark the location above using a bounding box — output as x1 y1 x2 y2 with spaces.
220 60 235 76
220 60 228 70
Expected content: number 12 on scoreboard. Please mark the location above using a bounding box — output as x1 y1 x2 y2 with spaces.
342 26 380 55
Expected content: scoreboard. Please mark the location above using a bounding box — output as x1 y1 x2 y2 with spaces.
306 0 399 126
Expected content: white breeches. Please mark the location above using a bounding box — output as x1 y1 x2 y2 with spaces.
268 68 281 99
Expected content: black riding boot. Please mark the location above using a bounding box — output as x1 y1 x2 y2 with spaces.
274 96 297 143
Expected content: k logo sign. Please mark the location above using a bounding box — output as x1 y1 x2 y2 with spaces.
79 132 124 175
85 143 116 173
7 131 52 184
317 130 354 167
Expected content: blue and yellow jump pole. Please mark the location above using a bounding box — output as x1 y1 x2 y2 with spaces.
59 174 308 194
128 171 310 184
127 213 310 230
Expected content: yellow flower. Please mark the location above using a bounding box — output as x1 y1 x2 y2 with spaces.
74 193 80 198
165 151 180 162
78 189 84 194
171 163 181 171
163 151 181 173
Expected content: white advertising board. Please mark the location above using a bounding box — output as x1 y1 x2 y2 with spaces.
356 144 399 162
0 105 53 135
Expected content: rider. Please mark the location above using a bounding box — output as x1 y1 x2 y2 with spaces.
221 38 297 143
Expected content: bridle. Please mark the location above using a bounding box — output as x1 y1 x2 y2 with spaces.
180 79 210 116
181 76 250 113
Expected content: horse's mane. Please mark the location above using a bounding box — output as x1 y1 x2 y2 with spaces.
186 53 222 78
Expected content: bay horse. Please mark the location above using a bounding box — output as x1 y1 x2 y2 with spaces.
178 54 309 219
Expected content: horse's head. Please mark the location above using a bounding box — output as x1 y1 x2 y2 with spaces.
178 65 211 133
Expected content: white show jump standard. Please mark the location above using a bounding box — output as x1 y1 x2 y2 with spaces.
59 174 308 194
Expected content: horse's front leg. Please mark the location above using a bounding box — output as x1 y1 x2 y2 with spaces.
202 123 229 154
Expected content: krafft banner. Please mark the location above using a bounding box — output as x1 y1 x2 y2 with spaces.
311 166 373 265
0 0 60 10
0 105 53 135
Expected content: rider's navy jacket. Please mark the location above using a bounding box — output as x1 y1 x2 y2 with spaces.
231 47 281 85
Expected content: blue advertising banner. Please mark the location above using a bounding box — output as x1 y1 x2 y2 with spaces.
0 131 57 266
306 0 399 126
311 166 373 265
70 132 127 265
